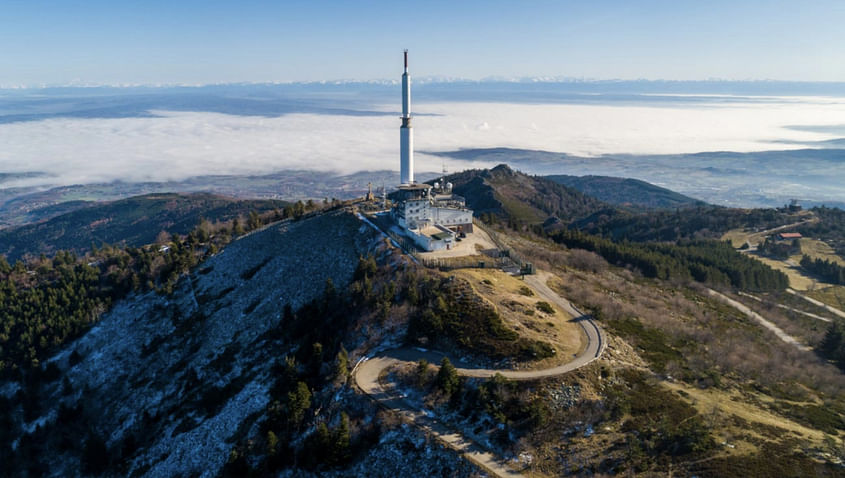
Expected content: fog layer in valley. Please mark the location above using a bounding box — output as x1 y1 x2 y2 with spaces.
1 85 844 207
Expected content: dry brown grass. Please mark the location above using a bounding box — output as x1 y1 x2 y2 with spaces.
512 232 845 396
465 228 845 473
805 285 845 311
722 228 756 248
452 268 584 368
800 238 845 266
746 253 819 290
662 382 829 446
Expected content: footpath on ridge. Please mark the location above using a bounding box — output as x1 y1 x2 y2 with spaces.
353 270 605 478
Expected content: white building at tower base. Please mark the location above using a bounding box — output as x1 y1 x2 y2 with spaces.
392 183 474 252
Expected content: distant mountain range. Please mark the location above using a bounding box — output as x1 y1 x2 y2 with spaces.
0 170 431 229
429 147 845 210
4 79 845 95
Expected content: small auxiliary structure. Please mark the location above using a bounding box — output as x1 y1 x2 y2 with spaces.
391 50 473 252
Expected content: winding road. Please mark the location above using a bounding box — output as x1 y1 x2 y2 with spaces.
353 271 605 478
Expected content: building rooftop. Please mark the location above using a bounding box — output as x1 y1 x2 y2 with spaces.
397 183 432 191
419 225 444 236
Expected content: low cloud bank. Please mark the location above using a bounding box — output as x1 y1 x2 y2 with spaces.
0 96 844 194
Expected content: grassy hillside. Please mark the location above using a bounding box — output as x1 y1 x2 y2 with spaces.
445 164 608 226
546 174 704 209
0 192 288 261
443 165 796 243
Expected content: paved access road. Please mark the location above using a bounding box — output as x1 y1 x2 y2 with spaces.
354 271 604 478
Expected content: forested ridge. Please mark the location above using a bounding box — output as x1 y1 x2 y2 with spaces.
0 202 321 378
545 228 789 291
575 205 800 242
429 166 801 293
0 205 376 477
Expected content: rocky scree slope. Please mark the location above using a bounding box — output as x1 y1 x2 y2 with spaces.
3 210 381 477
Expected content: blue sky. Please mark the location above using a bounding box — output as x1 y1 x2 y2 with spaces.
2 0 845 86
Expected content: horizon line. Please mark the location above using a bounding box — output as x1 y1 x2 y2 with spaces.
4 77 845 91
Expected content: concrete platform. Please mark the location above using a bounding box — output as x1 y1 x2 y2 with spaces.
417 226 497 259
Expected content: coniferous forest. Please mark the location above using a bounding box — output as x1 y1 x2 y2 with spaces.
801 255 845 285
546 228 789 291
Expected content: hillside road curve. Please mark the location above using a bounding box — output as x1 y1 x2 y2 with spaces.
354 270 604 477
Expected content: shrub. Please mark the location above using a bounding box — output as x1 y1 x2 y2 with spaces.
536 301 555 314
605 317 682 373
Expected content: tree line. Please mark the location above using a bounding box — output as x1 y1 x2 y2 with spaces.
546 228 788 291
575 205 800 243
800 255 845 285
819 320 845 372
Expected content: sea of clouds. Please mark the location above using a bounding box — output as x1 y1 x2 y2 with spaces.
0 91 844 202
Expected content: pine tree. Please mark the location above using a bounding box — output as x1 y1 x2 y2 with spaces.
232 217 245 236
335 345 349 382
332 412 351 464
286 381 311 431
416 359 430 387
437 357 460 396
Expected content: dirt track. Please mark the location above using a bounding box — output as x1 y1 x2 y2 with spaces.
707 288 811 352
